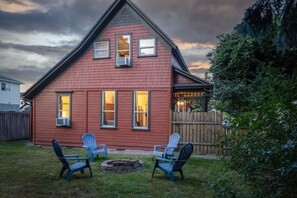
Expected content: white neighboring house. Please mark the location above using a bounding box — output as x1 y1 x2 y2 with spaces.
0 75 23 112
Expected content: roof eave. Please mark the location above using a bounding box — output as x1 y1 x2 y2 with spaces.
173 84 213 91
173 67 210 85
23 0 124 99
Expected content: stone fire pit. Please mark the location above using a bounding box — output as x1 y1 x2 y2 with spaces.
101 159 144 173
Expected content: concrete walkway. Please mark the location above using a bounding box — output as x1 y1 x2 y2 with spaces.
107 149 220 160
26 141 220 160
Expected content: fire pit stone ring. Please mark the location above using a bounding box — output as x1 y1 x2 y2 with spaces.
101 159 145 173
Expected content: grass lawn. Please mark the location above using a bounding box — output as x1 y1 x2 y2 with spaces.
0 141 251 197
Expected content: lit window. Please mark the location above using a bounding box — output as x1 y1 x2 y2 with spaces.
1 83 10 91
101 91 117 128
116 34 131 66
133 91 150 129
139 38 156 56
57 95 71 118
94 41 110 59
56 93 71 127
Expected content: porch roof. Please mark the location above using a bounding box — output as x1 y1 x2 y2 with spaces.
173 68 212 91
173 84 212 91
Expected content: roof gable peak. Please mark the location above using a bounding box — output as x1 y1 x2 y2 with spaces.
23 0 189 99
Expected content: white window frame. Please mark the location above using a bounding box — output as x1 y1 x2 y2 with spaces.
138 38 156 57
101 91 117 128
132 91 150 130
94 41 110 59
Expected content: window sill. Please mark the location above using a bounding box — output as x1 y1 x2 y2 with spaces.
132 128 150 131
115 65 133 68
56 125 72 128
100 126 117 129
93 57 111 60
137 54 157 58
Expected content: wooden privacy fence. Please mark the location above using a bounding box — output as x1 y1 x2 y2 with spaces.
0 112 30 141
172 111 224 155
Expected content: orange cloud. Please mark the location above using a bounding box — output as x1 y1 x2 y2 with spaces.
189 60 211 69
0 0 40 13
173 39 216 50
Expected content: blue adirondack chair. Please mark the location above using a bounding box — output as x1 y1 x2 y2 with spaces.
52 139 93 181
152 133 180 160
82 133 108 162
152 143 193 182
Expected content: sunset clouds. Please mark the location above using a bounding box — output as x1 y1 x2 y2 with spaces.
0 0 253 91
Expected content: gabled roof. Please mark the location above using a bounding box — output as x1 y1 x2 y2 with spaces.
173 68 212 91
0 74 23 84
173 68 210 85
23 0 191 99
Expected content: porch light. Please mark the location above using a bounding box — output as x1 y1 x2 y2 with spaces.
177 101 184 106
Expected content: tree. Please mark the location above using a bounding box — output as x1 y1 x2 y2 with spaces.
208 0 297 196
235 0 297 53
208 33 297 114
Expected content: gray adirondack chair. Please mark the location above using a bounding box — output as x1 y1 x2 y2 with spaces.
152 133 180 160
152 143 193 182
52 139 93 181
82 133 108 162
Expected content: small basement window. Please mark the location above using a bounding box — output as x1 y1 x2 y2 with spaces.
139 38 156 57
94 41 110 59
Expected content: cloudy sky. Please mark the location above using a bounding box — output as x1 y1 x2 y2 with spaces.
0 0 254 92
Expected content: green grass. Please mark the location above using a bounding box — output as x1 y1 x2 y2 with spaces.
0 141 252 197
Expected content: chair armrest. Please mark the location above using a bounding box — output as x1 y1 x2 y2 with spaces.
153 144 167 151
164 146 177 154
83 145 92 152
164 146 177 151
171 156 178 161
155 158 173 163
96 144 107 149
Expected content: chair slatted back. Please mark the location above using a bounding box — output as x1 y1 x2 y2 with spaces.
172 143 193 171
52 139 70 168
82 133 97 150
166 133 180 155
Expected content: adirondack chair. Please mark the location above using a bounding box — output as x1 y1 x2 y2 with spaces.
82 133 108 162
52 139 93 181
152 133 180 160
152 143 193 182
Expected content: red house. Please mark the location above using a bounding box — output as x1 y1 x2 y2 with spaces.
23 0 212 150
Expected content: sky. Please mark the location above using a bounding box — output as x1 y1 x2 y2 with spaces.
0 0 254 92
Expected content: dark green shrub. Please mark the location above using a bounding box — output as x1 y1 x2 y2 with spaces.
226 67 297 197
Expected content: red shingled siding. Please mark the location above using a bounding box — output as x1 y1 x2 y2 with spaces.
47 24 172 91
33 24 172 149
87 90 170 150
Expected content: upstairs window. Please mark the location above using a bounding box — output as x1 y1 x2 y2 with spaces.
116 34 131 66
94 41 110 59
56 93 71 127
133 91 150 130
101 91 117 128
1 83 10 91
139 38 156 57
